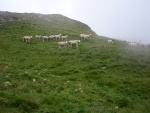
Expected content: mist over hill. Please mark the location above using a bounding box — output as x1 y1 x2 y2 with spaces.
0 11 96 36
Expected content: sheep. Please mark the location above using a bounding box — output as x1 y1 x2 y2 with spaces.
42 36 49 41
128 42 137 48
68 40 80 47
35 35 41 40
58 41 68 48
137 41 149 48
138 43 146 48
80 34 85 40
23 36 32 42
73 40 81 42
49 35 55 40
123 40 129 45
80 34 91 40
54 34 61 40
108 39 113 44
61 35 68 41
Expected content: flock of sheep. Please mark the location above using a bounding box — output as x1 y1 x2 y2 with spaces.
23 34 93 48
23 34 150 48
126 41 150 48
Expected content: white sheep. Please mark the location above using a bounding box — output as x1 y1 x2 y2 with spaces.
80 34 85 40
35 35 41 40
138 43 146 48
108 39 113 44
123 40 128 44
68 40 80 47
58 41 68 48
23 36 32 42
49 35 55 40
42 36 49 41
54 34 61 40
80 34 91 40
61 35 68 41
128 42 137 48
137 41 149 48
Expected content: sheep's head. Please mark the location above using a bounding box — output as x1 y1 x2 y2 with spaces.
68 41 71 44
77 40 80 43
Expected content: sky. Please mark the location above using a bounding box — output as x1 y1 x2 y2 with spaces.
0 0 150 43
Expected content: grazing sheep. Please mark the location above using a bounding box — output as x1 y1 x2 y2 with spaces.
108 39 113 44
138 43 146 48
58 41 68 48
80 34 86 40
68 40 80 47
49 35 55 40
42 36 49 41
123 40 129 45
23 36 32 42
80 34 91 40
35 35 41 40
137 41 149 48
128 42 137 48
54 34 61 40
61 35 68 41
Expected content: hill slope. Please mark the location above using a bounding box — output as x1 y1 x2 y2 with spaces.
0 11 150 113
0 11 96 36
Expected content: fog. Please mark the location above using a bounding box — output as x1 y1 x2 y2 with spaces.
0 0 150 43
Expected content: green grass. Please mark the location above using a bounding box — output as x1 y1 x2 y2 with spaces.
0 12 150 113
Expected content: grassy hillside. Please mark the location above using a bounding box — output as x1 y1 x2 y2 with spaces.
0 11 150 113
0 11 96 36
